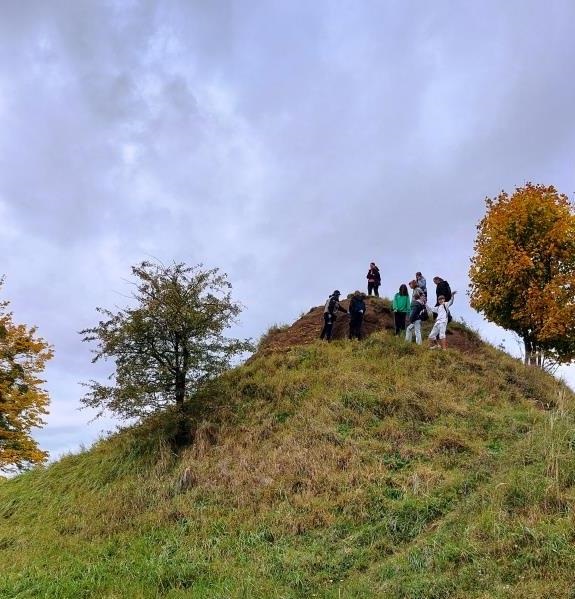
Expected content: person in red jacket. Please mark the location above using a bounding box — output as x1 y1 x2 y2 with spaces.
366 262 381 297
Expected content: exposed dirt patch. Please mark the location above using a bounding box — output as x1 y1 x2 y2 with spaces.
259 297 482 355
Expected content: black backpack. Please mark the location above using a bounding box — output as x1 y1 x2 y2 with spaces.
419 304 429 321
328 296 338 314
350 297 365 315
443 304 452 323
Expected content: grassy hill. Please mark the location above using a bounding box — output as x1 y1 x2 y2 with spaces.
1 311 575 598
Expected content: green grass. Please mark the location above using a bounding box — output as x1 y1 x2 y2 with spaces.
1 330 575 598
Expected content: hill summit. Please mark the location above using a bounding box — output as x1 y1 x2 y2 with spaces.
258 296 481 354
1 305 575 598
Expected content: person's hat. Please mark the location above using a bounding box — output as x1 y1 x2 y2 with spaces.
332 290 341 296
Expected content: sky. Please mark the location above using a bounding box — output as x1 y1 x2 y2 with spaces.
1 0 574 462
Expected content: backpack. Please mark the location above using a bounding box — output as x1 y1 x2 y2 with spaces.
328 296 338 314
444 304 452 323
419 304 429 321
350 297 365 315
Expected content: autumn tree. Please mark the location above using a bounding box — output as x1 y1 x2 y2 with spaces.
469 183 575 368
0 278 53 472
80 261 253 441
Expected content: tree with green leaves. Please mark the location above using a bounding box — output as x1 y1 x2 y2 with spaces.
0 278 53 472
469 183 575 368
80 261 253 440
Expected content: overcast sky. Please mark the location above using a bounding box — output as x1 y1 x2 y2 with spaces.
1 0 574 461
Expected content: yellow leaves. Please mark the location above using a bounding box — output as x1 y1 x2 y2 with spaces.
0 280 52 472
469 183 575 362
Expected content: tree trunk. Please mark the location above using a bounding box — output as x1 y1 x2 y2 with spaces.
175 370 185 408
174 370 190 447
524 337 547 369
524 338 531 366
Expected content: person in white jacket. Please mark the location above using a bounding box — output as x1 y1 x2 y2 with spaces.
406 294 426 345
427 291 457 350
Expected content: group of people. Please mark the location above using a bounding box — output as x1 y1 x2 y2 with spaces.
393 274 456 349
319 263 457 350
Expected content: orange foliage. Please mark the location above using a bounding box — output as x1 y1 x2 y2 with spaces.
469 183 575 363
0 278 53 472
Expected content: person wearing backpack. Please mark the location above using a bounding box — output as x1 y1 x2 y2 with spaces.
405 294 427 345
366 262 381 297
427 291 457 349
348 291 366 340
392 284 410 336
320 290 348 342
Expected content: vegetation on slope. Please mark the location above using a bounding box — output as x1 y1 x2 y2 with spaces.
1 329 574 598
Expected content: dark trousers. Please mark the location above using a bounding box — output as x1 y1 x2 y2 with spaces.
368 282 380 297
394 311 407 335
320 313 335 341
349 313 363 340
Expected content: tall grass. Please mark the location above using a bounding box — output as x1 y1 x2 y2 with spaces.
1 331 574 598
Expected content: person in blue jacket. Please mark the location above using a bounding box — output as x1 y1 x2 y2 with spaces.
348 291 366 340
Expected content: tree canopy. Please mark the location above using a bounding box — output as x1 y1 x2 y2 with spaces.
0 278 53 472
80 261 253 426
469 183 575 367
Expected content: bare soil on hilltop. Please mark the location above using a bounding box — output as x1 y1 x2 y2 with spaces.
259 296 482 354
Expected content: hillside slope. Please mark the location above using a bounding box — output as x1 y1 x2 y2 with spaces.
1 327 575 598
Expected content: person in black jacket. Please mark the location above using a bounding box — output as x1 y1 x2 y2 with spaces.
433 277 452 305
320 290 348 341
432 277 452 338
348 291 366 340
366 262 381 296
406 294 427 345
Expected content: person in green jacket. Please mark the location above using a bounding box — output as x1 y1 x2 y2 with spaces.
392 284 410 336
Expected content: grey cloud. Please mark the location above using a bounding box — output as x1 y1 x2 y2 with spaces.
1 0 574 459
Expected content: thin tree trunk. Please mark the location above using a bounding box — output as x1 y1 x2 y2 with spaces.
175 370 185 408
524 338 531 365
524 338 547 369
174 370 189 447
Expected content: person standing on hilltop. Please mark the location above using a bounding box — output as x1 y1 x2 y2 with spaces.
406 290 427 345
433 276 452 306
431 276 452 340
409 279 423 299
427 291 457 350
320 290 348 342
392 284 410 336
348 291 366 340
366 262 381 297
415 272 427 298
